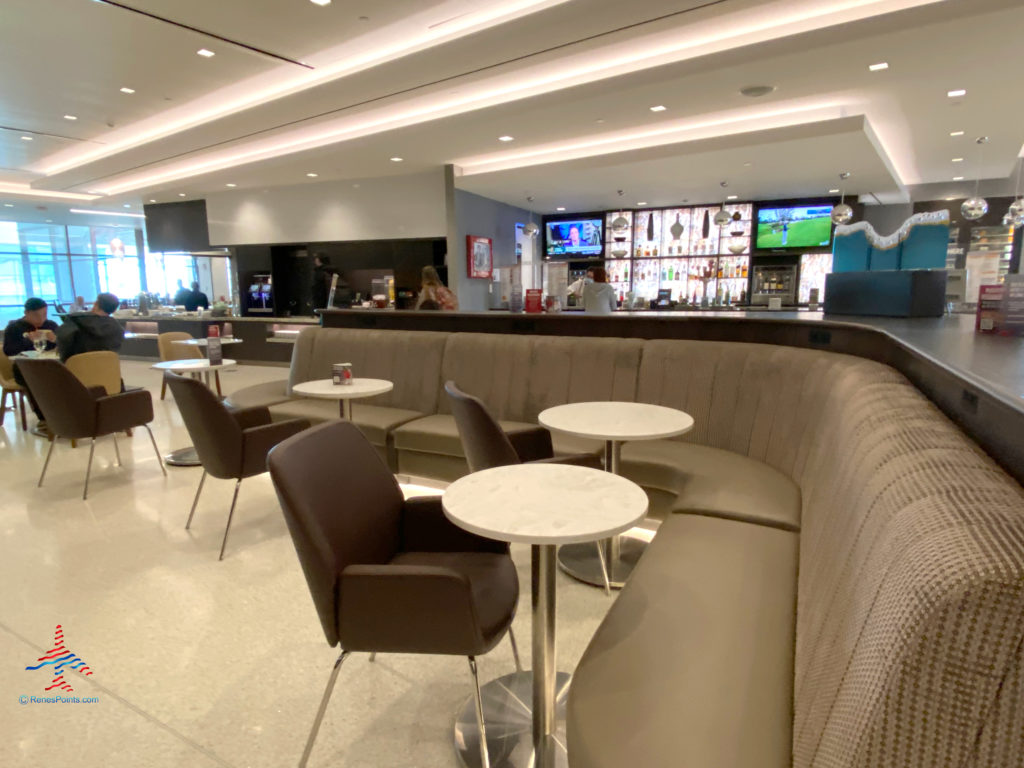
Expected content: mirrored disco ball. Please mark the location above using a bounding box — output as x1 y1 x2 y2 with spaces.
610 216 630 235
1009 198 1024 219
830 203 854 225
713 209 732 227
523 222 539 237
961 196 988 221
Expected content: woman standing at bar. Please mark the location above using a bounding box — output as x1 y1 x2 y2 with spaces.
582 267 616 314
416 266 458 310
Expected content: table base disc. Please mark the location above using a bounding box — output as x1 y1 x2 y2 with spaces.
454 670 571 768
164 447 201 467
557 535 647 590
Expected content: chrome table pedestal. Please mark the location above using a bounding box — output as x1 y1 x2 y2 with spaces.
164 446 200 467
455 545 569 768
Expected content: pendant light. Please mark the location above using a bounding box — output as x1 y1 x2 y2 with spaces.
961 136 989 221
1004 158 1024 227
610 190 630 256
830 172 854 225
713 182 732 227
522 196 539 238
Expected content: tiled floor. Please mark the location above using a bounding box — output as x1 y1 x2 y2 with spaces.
1 360 612 768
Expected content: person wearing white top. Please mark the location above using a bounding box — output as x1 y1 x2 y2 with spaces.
581 267 617 314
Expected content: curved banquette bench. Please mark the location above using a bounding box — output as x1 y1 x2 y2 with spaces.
228 326 1024 767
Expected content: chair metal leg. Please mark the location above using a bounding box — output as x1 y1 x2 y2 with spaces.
112 434 122 466
186 471 207 529
508 626 523 673
214 370 222 397
38 438 56 487
468 657 491 768
142 424 167 476
218 479 242 561
299 651 350 768
0 389 7 426
368 652 377 662
83 438 96 500
18 391 27 431
160 378 167 401
594 540 611 596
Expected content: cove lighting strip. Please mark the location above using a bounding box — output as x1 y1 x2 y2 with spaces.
84 0 943 196
0 183 99 202
34 0 569 177
68 208 146 218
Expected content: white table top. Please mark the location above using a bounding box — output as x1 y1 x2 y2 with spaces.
292 378 394 400
442 464 648 545
539 401 694 442
151 359 237 371
176 337 243 346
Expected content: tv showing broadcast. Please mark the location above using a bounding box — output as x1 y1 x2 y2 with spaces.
755 205 834 250
546 218 603 257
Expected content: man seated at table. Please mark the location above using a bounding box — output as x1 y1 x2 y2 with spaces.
57 292 125 363
4 297 59 427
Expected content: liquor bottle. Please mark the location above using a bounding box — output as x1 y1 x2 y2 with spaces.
636 244 642 257
668 264 674 281
653 244 659 257
724 286 731 305
670 213 684 241
661 266 667 281
624 264 629 281
742 262 748 278
717 264 723 280
740 287 747 304
647 211 655 241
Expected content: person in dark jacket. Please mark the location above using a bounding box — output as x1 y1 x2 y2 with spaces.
57 293 125 363
173 279 191 306
183 282 209 312
4 297 60 425
311 255 332 310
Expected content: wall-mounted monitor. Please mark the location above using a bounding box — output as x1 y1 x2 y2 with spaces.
144 200 211 253
754 204 834 251
545 218 603 258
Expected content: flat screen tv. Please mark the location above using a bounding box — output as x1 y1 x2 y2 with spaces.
755 205 833 250
144 200 211 253
545 218 603 258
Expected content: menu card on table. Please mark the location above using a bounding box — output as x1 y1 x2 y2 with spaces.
207 338 223 366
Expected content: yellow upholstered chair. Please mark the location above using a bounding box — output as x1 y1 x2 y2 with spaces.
65 351 122 396
157 332 208 399
0 352 28 431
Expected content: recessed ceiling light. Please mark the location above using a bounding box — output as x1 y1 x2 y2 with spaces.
20 135 33 141
945 196 956 201
637 201 647 206
649 105 667 112
3 203 13 208
123 203 131 208
556 206 565 211
63 114 77 121
950 130 964 137
389 157 404 162
226 183 237 187
197 49 215 57
178 192 187 197
952 157 963 162
306 172 318 177
68 208 146 219
310 0 331 5
743 161 753 167
498 135 515 142
45 219 52 223
868 62 889 71
739 85 776 98
149 199 156 203
829 188 840 193
953 176 964 181
947 89 966 98
726 195 738 200
120 87 135 94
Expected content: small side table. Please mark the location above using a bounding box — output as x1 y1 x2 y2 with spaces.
443 463 647 768
539 401 693 589
153 359 238 466
291 378 393 421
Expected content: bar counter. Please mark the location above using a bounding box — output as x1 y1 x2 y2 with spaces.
320 308 1024 485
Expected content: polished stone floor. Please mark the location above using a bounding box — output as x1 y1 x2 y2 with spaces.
1 360 612 767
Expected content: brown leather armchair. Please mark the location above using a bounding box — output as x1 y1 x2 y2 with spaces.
444 380 614 593
164 371 310 561
268 420 520 768
15 358 166 500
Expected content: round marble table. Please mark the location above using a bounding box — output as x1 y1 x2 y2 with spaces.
539 401 693 590
291 378 393 421
443 463 648 768
152 359 238 466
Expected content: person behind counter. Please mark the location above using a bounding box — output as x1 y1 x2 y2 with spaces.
581 267 616 314
4 297 59 428
57 292 125 363
416 266 458 310
173 279 191 307
183 281 209 312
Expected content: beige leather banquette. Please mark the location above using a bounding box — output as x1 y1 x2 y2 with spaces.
229 326 1024 768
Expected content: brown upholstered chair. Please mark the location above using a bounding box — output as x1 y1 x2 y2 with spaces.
444 380 614 593
0 352 28 431
164 371 309 560
268 420 520 768
15 358 166 500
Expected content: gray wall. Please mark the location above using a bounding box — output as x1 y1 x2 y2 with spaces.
205 170 447 246
450 188 531 311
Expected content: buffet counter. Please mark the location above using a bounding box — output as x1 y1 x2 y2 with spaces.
116 314 318 364
319 307 1024 485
